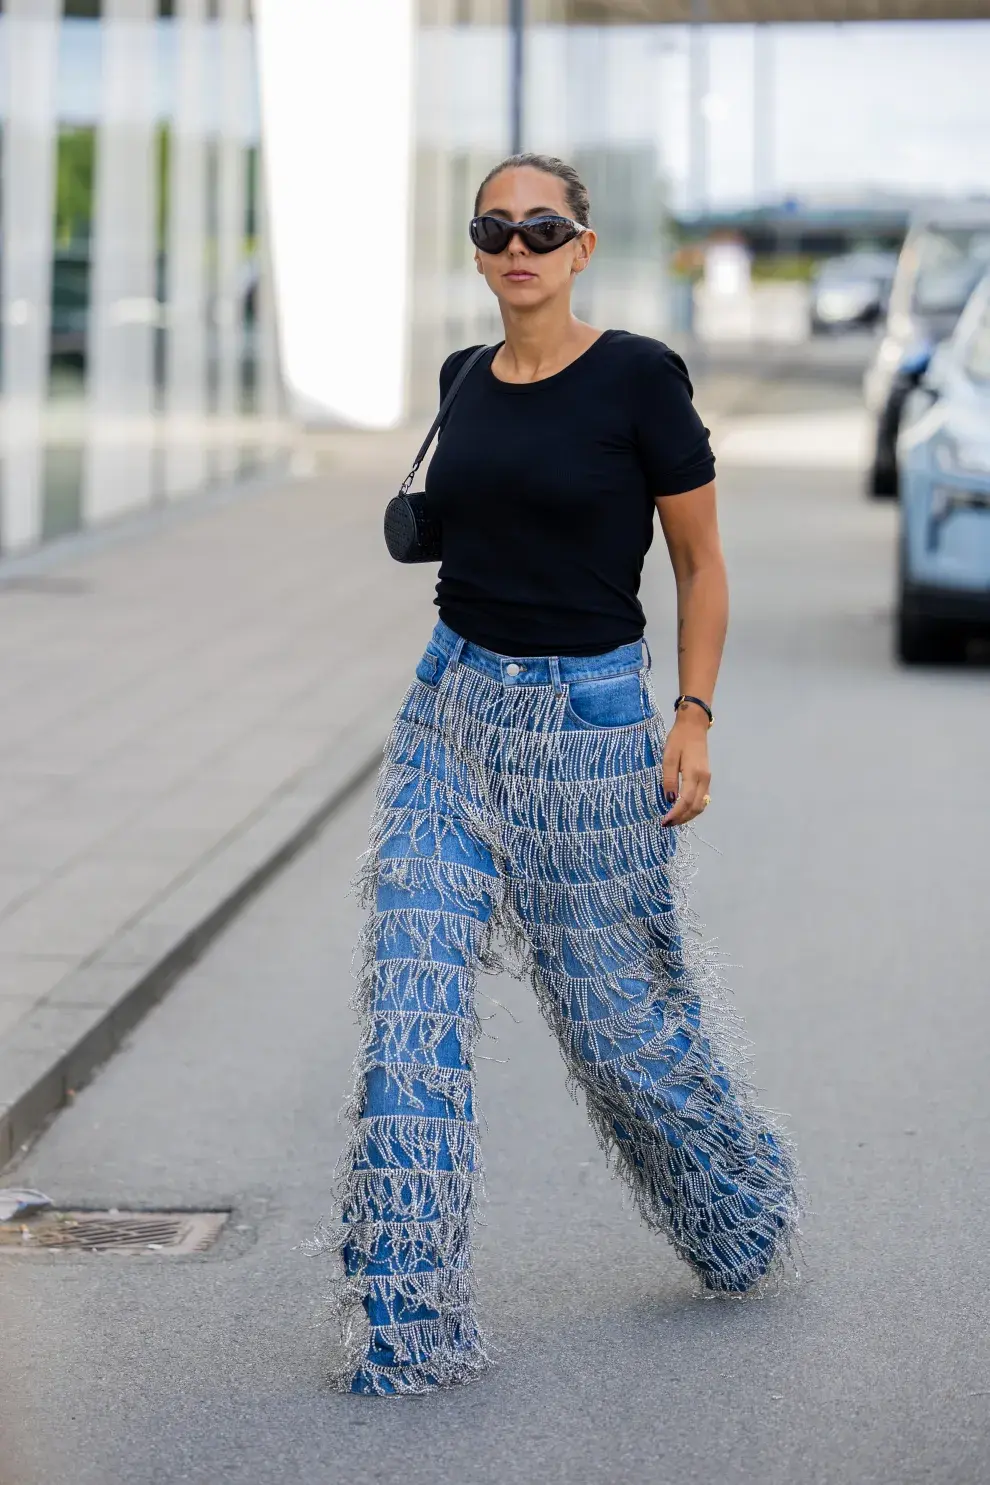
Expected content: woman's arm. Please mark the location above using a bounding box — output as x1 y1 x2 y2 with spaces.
654 479 728 827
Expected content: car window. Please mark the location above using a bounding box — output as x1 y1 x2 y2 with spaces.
912 229 990 315
963 300 990 383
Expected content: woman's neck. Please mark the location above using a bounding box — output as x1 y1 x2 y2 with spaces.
495 303 602 384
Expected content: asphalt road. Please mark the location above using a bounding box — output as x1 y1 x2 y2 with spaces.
3 374 989 1485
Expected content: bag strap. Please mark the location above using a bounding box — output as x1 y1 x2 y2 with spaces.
398 343 492 494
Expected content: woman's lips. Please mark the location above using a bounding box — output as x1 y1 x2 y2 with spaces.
505 271 536 282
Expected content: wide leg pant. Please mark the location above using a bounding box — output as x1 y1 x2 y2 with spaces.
310 623 800 1395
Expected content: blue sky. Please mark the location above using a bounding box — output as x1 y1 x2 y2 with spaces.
5 16 987 213
655 21 990 209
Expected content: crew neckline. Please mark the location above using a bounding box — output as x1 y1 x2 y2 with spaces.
486 328 618 392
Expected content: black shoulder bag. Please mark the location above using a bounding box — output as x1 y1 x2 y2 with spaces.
383 344 491 563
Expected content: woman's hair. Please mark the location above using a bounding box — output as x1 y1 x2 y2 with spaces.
473 153 591 226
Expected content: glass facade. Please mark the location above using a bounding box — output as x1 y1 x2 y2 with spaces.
0 0 283 557
0 0 676 547
409 2 672 413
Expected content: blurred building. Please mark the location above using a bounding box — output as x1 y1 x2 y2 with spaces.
407 1 670 412
4 0 981 555
259 1 671 428
0 0 673 556
0 0 281 558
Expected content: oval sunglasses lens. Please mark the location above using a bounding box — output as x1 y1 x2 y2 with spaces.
523 218 575 252
471 217 511 253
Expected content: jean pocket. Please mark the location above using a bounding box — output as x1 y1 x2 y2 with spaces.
414 646 446 688
564 671 653 730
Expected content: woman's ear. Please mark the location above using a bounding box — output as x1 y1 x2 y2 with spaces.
571 229 596 275
475 252 484 275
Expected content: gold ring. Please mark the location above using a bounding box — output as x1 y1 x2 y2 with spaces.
702 794 712 808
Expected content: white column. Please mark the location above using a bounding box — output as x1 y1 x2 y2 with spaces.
215 0 250 480
688 20 710 218
254 0 415 428
164 0 209 499
252 161 282 436
83 0 158 527
409 14 455 419
753 24 775 208
0 0 60 555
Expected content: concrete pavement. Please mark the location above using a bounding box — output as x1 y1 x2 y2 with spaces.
0 428 437 1165
0 367 754 1167
1 369 988 1485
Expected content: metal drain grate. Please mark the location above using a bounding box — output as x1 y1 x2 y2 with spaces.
0 1209 229 1255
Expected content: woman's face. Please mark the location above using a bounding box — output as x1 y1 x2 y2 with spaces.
474 166 595 309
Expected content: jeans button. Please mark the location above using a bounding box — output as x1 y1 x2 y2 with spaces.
505 663 521 677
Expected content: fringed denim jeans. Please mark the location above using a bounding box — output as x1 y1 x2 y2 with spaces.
311 620 799 1396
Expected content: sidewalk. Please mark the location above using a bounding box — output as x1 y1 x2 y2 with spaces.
0 429 434 1166
0 367 752 1169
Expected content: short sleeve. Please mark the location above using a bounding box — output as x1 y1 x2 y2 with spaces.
439 344 485 402
633 343 716 496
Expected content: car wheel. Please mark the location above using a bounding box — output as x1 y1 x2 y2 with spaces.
896 605 934 664
895 605 965 665
868 384 909 499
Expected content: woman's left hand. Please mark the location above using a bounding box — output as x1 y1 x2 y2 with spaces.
660 711 712 827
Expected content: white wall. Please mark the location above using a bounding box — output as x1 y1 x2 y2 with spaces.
0 0 60 553
254 0 415 428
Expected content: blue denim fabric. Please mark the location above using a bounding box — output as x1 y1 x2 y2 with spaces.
321 621 799 1396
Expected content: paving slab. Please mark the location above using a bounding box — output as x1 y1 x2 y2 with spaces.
0 427 436 1166
1 401 988 1484
0 374 754 1171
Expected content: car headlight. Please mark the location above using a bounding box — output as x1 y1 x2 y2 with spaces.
817 287 873 320
877 335 907 369
888 311 917 343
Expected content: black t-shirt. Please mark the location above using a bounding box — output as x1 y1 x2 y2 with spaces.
425 328 715 657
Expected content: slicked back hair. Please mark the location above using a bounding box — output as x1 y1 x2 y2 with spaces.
473 153 591 226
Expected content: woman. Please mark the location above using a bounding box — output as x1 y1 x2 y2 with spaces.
312 153 799 1396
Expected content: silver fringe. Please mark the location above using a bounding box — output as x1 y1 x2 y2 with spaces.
307 656 801 1395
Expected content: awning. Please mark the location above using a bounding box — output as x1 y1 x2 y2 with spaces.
566 1 990 22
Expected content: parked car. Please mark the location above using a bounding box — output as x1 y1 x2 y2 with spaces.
50 246 91 362
810 251 896 334
895 269 990 663
864 204 990 497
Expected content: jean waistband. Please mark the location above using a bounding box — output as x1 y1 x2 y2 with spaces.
429 620 649 687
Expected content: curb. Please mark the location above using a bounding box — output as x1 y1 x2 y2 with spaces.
0 710 389 1171
0 456 293 588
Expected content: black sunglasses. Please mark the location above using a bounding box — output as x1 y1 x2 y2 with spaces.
469 213 586 256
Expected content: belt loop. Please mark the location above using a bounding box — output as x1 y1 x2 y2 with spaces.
641 637 652 670
436 633 465 685
549 655 563 695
